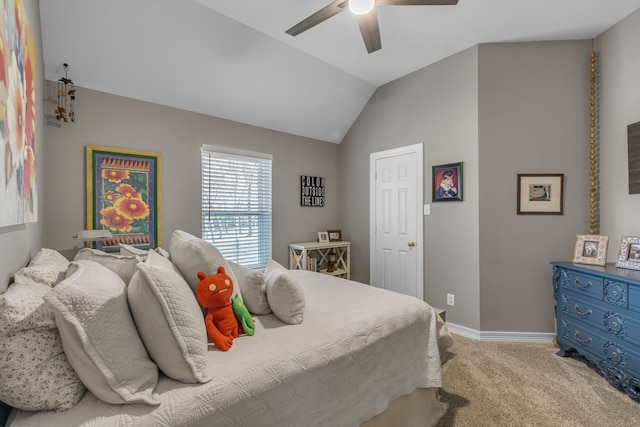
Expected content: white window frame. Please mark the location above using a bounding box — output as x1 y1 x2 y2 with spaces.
201 145 272 269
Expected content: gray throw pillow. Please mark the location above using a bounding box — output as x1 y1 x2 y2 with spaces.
44 260 160 405
228 261 271 315
264 260 305 325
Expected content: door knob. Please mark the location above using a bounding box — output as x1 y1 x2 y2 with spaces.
408 241 415 247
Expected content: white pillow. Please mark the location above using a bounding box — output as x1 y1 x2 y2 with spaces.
264 260 305 325
119 243 170 260
169 230 242 300
128 251 210 383
74 248 141 283
13 248 70 287
44 260 160 405
0 279 85 411
228 261 270 315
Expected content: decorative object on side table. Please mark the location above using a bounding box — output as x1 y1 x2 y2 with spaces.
327 230 342 242
616 235 640 270
517 174 564 214
318 231 329 243
432 162 463 202
326 250 337 273
572 234 609 266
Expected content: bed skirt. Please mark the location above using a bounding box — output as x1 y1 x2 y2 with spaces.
361 387 447 427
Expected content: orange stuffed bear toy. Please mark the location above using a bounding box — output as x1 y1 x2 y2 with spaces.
195 267 239 351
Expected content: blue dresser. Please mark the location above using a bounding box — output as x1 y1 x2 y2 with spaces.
552 262 640 399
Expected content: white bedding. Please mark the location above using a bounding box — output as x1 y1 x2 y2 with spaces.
8 271 452 427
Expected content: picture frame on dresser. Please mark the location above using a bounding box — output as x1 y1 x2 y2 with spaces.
573 234 609 266
616 235 640 270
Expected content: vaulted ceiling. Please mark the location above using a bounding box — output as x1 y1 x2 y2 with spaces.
40 0 640 143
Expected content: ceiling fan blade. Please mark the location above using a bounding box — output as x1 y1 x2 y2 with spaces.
376 0 458 5
286 1 349 36
356 8 381 54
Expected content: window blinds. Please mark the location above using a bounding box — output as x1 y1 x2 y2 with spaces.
201 146 272 269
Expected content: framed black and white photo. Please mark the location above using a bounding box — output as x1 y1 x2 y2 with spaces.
318 231 329 243
517 174 564 215
616 235 640 270
573 234 609 266
327 230 342 242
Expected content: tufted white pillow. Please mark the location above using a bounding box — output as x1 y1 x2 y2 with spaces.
128 251 210 383
13 248 70 287
0 278 85 411
44 260 160 405
228 261 270 315
169 230 242 300
74 248 141 283
264 260 305 325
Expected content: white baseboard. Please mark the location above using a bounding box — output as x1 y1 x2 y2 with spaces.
446 322 555 343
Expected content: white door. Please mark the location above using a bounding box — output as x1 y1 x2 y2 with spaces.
370 144 423 300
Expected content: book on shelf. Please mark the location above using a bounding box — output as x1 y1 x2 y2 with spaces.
306 256 318 272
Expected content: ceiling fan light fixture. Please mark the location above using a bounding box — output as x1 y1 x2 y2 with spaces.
349 0 375 15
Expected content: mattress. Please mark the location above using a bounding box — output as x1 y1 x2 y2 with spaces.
8 270 451 427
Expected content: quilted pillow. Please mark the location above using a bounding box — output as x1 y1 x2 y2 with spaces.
0 277 86 411
169 230 242 300
228 261 271 315
264 260 305 325
13 248 70 287
128 251 210 383
119 243 170 260
44 260 160 405
74 248 141 283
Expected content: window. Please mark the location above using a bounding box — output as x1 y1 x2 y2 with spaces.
201 145 272 269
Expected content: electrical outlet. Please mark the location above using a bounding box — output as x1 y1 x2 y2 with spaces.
447 293 455 307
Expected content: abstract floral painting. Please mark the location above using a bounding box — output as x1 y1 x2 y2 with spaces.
0 0 37 227
86 146 161 252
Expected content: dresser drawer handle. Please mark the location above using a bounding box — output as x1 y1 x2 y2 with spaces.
611 290 618 297
574 331 592 344
574 279 592 289
574 305 592 317
612 351 618 359
612 321 618 328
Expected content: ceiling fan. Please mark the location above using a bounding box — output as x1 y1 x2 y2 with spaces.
285 0 459 54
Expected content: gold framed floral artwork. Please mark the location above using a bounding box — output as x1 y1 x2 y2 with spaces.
86 146 162 252
573 234 608 266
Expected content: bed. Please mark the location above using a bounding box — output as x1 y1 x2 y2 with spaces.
0 231 452 427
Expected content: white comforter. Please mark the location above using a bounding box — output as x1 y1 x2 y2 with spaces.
8 271 452 427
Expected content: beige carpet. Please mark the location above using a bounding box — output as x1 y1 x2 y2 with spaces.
435 334 640 426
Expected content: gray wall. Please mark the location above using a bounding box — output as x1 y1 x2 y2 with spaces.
341 46 482 329
342 40 594 333
42 86 342 267
598 9 640 256
477 41 592 332
0 0 44 292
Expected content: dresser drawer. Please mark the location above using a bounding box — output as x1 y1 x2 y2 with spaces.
558 295 640 349
561 270 604 301
558 293 607 330
559 319 640 378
